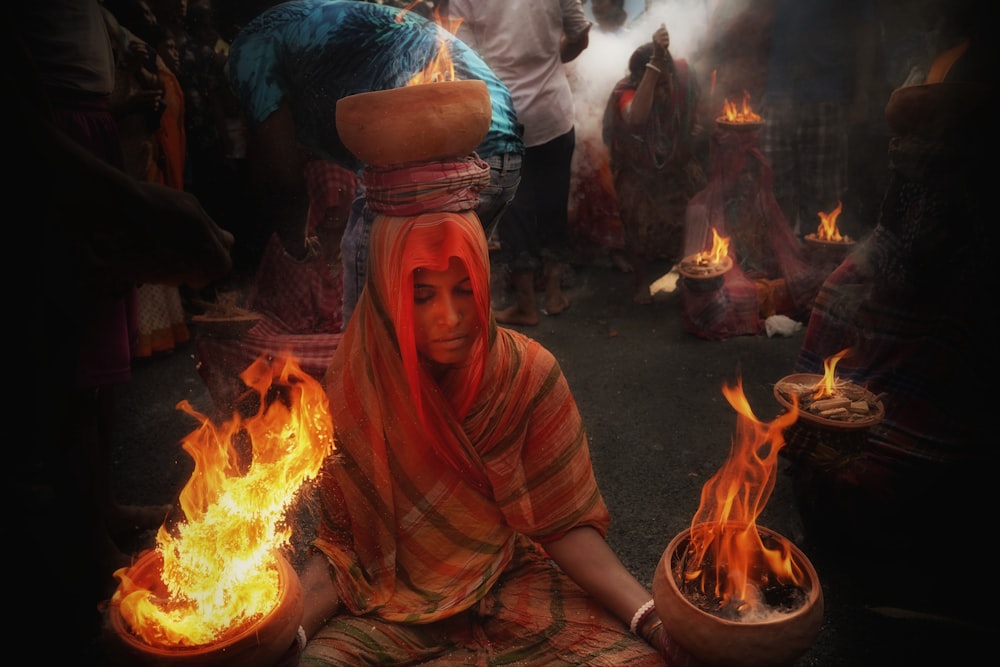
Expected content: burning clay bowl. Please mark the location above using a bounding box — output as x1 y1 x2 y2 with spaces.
103 550 303 667
336 79 492 166
653 524 824 667
803 234 856 250
774 373 884 431
715 119 764 132
678 254 733 280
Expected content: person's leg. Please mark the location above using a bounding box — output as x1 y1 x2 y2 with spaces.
495 147 542 325
534 128 575 315
495 268 540 326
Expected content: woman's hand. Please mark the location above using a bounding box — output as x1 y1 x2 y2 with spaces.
652 24 670 61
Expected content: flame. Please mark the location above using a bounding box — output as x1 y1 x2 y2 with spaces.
111 355 335 647
696 227 731 266
816 201 844 241
812 348 850 399
406 5 462 86
720 90 761 123
681 377 802 617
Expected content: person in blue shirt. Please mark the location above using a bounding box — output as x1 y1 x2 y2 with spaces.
226 0 524 324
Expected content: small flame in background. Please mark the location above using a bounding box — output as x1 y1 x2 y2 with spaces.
682 378 802 617
812 348 850 399
816 201 845 242
406 3 461 86
720 90 762 123
112 356 335 647
696 227 731 266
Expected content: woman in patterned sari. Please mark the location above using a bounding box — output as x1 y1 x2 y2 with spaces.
287 155 697 666
603 26 707 304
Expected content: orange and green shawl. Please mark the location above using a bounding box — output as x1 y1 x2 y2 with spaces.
316 211 610 623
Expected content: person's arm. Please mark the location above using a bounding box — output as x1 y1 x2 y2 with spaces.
543 526 653 629
247 100 312 259
297 549 343 639
624 26 671 126
46 117 234 289
560 0 591 63
544 526 699 665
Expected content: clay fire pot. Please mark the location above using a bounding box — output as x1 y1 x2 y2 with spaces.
103 550 303 667
336 80 492 166
652 524 824 667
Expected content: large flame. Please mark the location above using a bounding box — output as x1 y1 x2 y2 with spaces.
816 201 844 242
682 377 802 617
720 90 762 123
111 355 335 647
406 4 462 86
813 348 850 399
697 227 731 266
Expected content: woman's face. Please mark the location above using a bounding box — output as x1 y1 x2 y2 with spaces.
412 256 481 367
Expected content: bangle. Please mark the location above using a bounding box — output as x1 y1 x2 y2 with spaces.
644 62 661 75
629 598 657 635
296 625 307 652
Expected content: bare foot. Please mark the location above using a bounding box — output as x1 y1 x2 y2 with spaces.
494 305 539 326
612 251 633 273
543 294 570 315
632 289 653 305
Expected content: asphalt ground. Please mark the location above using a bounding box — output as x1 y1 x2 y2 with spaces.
101 257 986 666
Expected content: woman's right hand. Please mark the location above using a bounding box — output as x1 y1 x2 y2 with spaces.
652 24 670 61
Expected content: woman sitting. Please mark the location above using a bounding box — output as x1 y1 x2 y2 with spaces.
289 158 697 665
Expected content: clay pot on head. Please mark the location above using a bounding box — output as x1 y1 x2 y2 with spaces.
653 524 824 667
336 79 492 166
103 550 303 667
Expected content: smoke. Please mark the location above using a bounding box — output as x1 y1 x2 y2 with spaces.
567 1 714 221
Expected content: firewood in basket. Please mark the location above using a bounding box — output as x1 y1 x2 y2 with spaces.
810 397 850 412
850 401 870 414
820 407 849 417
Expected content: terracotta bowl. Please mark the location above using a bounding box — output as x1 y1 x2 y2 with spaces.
804 234 856 250
336 80 492 166
103 551 303 667
774 373 884 431
653 524 824 667
678 254 733 280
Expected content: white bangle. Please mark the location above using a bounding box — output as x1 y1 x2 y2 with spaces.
645 62 661 74
296 625 307 652
629 598 657 635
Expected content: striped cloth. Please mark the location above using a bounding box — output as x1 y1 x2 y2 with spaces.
196 162 358 415
304 212 667 664
363 155 490 216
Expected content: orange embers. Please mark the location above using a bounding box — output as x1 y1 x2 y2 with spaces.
682 377 803 619
815 201 845 242
111 355 334 648
719 90 762 124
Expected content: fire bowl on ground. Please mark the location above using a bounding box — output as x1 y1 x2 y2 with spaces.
715 119 764 132
803 234 856 251
103 550 303 667
336 79 492 166
678 255 732 292
653 524 824 667
774 373 884 431
678 254 733 280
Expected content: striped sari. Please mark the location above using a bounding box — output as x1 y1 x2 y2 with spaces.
307 211 664 665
